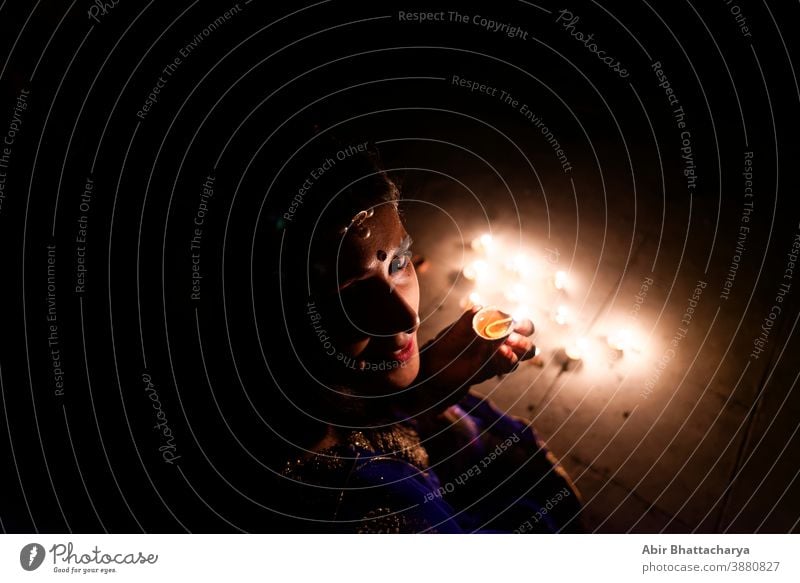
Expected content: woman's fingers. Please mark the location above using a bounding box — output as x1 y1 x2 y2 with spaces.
491 344 519 374
512 318 535 337
472 319 536 377
505 333 536 361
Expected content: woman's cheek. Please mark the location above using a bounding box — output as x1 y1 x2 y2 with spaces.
341 338 369 358
401 268 420 312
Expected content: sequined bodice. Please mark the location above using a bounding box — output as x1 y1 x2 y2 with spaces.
282 422 430 482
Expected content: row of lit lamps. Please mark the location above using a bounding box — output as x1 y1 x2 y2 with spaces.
462 234 638 365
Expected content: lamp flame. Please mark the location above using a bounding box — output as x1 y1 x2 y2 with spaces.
553 304 570 326
462 259 489 281
565 337 589 361
471 233 495 254
608 328 634 352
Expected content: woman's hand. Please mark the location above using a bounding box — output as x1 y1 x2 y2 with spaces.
410 306 536 412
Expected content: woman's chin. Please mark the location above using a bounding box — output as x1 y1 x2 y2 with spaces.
349 353 419 393
383 355 420 390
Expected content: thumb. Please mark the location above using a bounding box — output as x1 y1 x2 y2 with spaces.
453 305 481 334
433 306 479 341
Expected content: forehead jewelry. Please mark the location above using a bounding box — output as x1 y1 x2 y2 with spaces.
343 207 374 239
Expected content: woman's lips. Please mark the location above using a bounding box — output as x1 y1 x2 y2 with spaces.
392 338 415 363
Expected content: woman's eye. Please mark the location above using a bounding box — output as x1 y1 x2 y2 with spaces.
389 252 412 275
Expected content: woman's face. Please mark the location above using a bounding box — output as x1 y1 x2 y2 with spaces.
316 203 420 392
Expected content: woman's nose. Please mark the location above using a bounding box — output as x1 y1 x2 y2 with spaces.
348 278 418 337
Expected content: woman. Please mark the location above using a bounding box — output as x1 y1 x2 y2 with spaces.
272 137 582 533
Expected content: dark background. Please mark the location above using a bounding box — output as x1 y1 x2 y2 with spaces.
0 0 798 533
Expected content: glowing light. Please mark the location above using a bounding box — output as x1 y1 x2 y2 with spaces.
505 283 529 303
607 328 634 352
553 304 570 326
460 291 484 309
554 270 568 290
565 337 590 361
471 233 495 254
512 304 530 322
530 345 544 367
462 259 489 281
506 253 532 277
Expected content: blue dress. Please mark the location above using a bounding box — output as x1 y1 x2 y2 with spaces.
282 392 582 533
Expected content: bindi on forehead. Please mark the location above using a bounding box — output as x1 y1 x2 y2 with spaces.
336 203 406 276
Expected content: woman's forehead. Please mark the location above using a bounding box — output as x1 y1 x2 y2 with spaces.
340 204 406 266
310 202 406 288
